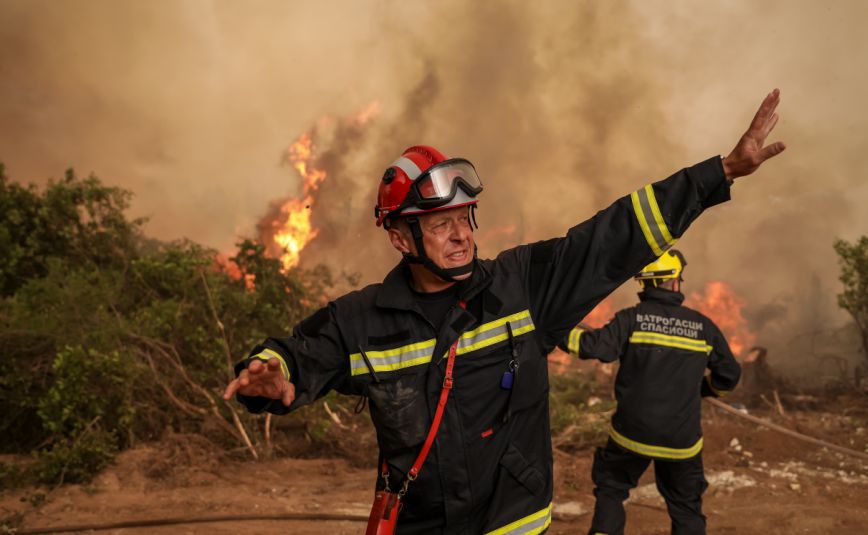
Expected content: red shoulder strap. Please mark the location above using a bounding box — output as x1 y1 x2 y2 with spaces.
406 300 465 481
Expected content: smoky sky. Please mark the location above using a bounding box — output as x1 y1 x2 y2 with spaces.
2 0 867 380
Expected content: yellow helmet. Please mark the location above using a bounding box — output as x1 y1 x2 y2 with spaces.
635 249 686 284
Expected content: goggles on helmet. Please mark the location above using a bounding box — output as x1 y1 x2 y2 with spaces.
401 158 483 211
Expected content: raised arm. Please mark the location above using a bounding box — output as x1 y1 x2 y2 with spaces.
501 91 786 351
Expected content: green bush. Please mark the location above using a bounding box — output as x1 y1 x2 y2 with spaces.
35 428 119 485
548 372 615 450
0 164 333 484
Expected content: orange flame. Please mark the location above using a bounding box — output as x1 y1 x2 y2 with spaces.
268 102 380 271
548 298 615 374
685 280 757 358
271 132 327 270
212 253 255 291
581 298 614 328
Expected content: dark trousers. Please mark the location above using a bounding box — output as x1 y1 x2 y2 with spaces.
587 440 708 535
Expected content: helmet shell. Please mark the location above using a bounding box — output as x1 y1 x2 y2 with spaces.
375 145 479 226
635 249 686 281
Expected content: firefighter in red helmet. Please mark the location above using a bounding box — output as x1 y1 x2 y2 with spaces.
224 90 786 534
375 145 483 285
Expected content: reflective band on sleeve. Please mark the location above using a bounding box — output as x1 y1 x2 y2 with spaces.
629 331 712 354
251 348 291 381
705 375 730 397
567 326 584 356
484 502 552 535
349 310 536 376
609 426 703 460
630 184 676 256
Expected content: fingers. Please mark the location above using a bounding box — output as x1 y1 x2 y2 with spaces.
247 359 265 374
750 88 781 134
266 357 282 372
223 377 242 400
760 141 787 161
282 382 296 407
223 357 292 403
762 113 780 138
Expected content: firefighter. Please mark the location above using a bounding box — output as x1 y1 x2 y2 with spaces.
560 249 741 535
222 90 784 534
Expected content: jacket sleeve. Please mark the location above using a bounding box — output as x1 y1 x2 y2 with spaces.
234 303 350 415
497 155 730 352
701 321 742 398
557 308 634 363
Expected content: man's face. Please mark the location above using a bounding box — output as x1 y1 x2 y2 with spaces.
391 206 475 279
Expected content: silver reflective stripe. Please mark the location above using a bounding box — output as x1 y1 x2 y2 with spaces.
635 186 669 253
349 310 536 377
456 311 535 355
349 339 436 376
630 184 676 256
484 503 552 535
391 156 423 181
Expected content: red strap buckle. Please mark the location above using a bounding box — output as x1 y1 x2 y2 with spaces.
443 376 453 389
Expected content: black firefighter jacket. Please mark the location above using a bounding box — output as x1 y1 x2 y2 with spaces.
236 156 731 534
560 286 742 461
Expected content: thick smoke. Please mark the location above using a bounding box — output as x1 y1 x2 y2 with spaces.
2 0 867 382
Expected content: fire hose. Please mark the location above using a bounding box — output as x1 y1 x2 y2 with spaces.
12 400 868 534
9 512 369 534
705 397 868 462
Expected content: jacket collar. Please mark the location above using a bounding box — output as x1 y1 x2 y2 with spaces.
375 259 492 311
638 286 685 306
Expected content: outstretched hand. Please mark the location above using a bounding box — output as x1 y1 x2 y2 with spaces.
722 88 787 181
222 357 295 407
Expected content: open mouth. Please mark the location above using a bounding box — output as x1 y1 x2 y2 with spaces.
446 249 468 263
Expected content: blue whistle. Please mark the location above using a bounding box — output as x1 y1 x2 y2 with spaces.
500 371 514 390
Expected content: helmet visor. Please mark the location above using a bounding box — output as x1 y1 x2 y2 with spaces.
412 159 483 209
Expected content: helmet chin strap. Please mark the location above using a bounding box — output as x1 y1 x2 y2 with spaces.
402 216 475 283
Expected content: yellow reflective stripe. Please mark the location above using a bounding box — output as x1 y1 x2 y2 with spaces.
705 375 730 397
349 310 536 377
631 190 663 256
484 502 552 535
567 326 583 356
630 184 676 256
348 338 437 376
609 426 703 460
456 310 535 355
251 348 290 381
629 331 712 354
643 184 675 246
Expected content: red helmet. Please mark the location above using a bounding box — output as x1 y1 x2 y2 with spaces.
375 145 483 227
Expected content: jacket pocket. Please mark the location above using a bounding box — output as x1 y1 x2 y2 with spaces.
366 371 429 454
509 347 548 414
499 443 545 496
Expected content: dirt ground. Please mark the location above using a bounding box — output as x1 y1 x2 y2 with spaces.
3 398 868 534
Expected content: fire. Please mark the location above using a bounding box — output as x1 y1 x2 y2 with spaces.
548 298 615 374
269 132 328 270
581 298 614 328
685 280 757 358
266 102 380 271
213 253 255 291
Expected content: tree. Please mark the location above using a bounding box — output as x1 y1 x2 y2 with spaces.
833 236 868 371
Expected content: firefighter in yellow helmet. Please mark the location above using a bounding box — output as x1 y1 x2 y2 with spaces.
561 249 741 535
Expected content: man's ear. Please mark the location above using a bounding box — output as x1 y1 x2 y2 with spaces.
388 227 412 254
